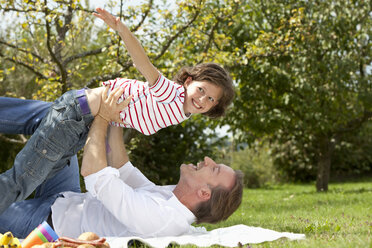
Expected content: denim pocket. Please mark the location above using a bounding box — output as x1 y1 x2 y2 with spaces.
33 135 64 162
53 119 87 154
32 112 87 162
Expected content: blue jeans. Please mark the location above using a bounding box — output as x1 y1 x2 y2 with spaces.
0 96 82 237
0 97 52 135
0 156 81 238
0 90 94 215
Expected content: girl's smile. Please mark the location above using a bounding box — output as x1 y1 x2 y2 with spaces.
183 78 222 115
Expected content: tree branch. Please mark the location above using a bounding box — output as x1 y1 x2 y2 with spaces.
197 17 220 64
131 0 153 33
84 66 132 88
336 110 372 134
0 134 28 145
2 55 48 80
0 40 47 63
1 7 40 13
63 45 110 64
44 0 67 91
75 7 96 14
154 7 201 60
114 0 153 64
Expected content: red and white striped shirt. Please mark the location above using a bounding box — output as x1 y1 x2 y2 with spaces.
102 73 189 136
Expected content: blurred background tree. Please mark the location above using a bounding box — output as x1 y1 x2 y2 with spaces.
222 0 371 191
0 0 371 190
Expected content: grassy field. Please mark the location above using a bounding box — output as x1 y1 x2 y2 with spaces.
201 180 372 248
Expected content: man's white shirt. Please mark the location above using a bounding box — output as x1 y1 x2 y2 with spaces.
51 162 195 238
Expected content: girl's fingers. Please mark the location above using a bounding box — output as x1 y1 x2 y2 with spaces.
97 8 109 18
96 7 105 14
93 13 103 21
95 8 108 20
95 8 118 28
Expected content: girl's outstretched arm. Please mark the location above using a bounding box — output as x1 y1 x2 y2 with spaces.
94 8 159 86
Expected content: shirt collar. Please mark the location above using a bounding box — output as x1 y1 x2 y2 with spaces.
169 193 196 224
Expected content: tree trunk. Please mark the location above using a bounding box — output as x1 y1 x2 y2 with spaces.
316 137 336 192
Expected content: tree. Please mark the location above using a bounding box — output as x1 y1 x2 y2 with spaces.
0 0 154 99
224 0 372 191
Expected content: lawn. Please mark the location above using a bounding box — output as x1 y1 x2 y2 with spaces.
201 180 372 248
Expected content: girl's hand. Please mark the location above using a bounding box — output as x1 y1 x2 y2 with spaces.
93 7 123 32
97 86 132 124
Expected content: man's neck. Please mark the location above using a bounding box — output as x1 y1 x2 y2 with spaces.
173 184 195 210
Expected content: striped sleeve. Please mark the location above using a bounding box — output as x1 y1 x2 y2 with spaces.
101 78 131 102
150 74 178 104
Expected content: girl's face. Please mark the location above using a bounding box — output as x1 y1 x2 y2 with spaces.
183 78 222 115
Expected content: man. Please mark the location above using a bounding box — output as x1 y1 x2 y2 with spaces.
0 91 243 238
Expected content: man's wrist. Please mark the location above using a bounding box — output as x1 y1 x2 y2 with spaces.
97 113 110 124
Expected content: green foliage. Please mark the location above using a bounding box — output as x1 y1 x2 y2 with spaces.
332 122 372 176
0 136 23 171
223 0 372 190
272 122 372 183
229 141 278 188
0 0 99 99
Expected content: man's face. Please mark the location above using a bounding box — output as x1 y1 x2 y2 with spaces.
180 156 235 190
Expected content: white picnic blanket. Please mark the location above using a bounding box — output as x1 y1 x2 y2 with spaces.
106 224 306 248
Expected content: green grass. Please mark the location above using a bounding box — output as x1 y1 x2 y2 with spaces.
199 180 372 248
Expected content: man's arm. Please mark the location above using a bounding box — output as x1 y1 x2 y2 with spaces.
106 125 129 169
80 115 109 177
94 8 159 86
81 87 131 177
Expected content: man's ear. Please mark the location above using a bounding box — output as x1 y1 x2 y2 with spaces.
197 186 211 201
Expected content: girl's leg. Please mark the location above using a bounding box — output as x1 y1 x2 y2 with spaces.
0 155 81 238
34 155 81 197
0 97 51 135
0 195 58 238
0 89 93 215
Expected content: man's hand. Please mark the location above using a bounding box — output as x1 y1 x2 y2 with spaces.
97 86 132 124
93 8 124 32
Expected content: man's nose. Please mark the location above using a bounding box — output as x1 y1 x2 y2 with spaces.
204 156 213 166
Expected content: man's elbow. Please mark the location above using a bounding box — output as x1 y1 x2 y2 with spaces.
80 166 90 177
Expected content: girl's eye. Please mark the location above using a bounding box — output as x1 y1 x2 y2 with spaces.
198 87 204 92
209 97 214 102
